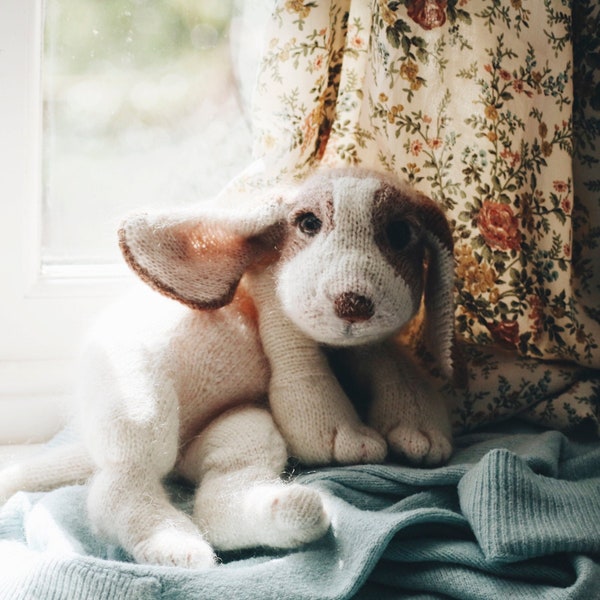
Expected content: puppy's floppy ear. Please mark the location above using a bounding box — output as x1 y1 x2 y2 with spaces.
118 195 286 310
416 195 457 381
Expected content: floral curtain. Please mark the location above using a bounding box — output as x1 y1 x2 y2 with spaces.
227 0 600 436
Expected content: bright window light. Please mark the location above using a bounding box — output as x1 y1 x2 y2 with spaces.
41 0 256 269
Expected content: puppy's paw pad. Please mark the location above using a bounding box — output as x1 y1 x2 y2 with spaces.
332 425 387 465
388 426 452 467
133 530 216 569
271 485 329 533
248 484 330 548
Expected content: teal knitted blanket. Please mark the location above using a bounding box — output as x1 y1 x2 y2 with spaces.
1 425 599 599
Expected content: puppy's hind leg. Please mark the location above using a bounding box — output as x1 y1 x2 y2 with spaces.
88 466 215 568
83 348 215 569
178 406 330 552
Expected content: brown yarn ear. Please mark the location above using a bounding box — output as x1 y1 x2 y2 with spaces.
119 199 285 311
417 197 457 381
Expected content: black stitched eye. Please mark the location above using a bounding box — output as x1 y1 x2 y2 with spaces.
295 212 322 236
386 220 412 251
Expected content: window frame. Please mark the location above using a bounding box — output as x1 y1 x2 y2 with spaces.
0 0 131 443
0 0 268 444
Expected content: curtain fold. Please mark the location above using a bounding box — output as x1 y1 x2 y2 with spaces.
226 0 600 436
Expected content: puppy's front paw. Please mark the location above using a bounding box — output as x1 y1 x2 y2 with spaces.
387 426 452 467
133 529 217 569
331 424 387 465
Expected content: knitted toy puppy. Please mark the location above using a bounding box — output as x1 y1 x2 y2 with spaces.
0 168 455 569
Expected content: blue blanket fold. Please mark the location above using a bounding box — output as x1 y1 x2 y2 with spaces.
458 449 600 562
1 426 599 599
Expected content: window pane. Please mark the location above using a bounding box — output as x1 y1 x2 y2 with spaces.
42 0 254 267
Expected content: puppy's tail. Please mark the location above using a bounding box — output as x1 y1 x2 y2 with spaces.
0 442 94 506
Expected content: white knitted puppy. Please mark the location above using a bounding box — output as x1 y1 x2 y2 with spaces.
0 168 455 569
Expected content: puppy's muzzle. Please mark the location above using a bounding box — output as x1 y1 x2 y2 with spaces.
334 292 375 323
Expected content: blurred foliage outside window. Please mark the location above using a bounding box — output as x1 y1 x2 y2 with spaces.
43 0 262 267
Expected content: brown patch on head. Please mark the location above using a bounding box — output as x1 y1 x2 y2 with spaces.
372 183 426 307
279 175 335 261
370 179 456 380
413 191 453 252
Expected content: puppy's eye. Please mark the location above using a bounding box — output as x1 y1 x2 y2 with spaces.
295 212 322 236
386 219 412 251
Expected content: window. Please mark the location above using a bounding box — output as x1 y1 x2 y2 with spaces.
0 0 268 443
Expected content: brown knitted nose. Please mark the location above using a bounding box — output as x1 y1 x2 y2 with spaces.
334 292 375 323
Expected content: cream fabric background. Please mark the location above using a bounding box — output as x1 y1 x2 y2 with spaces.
225 0 600 435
